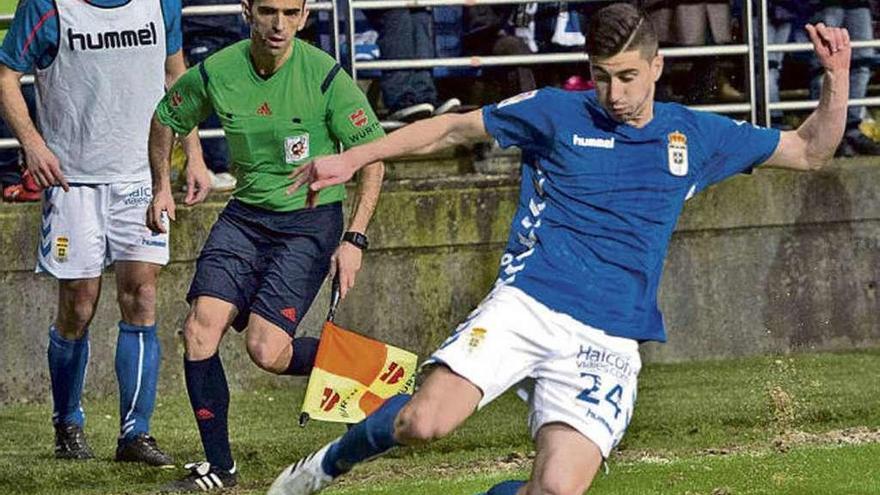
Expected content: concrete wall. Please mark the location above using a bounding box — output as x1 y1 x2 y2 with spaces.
1 152 878 404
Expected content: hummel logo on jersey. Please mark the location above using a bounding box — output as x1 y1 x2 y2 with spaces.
572 134 615 149
67 23 158 52
256 102 272 116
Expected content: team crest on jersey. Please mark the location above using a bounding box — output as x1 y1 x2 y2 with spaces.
285 134 310 163
667 131 689 176
54 236 70 262
497 90 538 108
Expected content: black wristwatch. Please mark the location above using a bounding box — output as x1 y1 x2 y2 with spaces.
342 231 369 251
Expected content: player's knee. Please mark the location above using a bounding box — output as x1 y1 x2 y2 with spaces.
57 284 100 336
183 311 222 360
245 339 286 374
116 281 157 318
395 402 452 444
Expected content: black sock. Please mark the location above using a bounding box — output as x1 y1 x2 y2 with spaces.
281 337 319 376
184 354 234 471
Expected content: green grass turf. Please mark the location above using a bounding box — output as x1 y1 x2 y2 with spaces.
1 349 878 494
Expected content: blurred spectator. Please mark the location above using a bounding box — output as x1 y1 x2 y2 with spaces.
674 0 732 46
0 1 39 202
642 0 674 46
513 3 539 53
551 3 586 47
641 0 675 100
181 0 247 191
808 0 880 156
364 8 460 122
764 1 803 128
462 5 537 103
671 0 743 103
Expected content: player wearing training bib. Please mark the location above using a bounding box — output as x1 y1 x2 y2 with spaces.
0 0 209 466
270 4 853 495
147 0 385 490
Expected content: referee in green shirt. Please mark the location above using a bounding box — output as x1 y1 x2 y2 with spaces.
147 0 384 489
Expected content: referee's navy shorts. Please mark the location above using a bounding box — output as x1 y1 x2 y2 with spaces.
187 199 343 336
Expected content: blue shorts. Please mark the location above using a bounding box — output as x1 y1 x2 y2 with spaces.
187 199 343 335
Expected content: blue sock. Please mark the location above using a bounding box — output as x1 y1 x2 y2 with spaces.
484 480 526 495
185 353 233 471
47 326 89 427
116 321 160 441
281 337 319 376
322 394 410 477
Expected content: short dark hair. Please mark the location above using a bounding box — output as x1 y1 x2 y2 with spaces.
586 3 658 60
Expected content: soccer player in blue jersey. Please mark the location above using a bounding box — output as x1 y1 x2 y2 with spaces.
0 0 208 465
269 3 852 494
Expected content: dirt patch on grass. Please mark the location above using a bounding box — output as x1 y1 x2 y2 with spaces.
773 427 880 452
332 427 880 488
332 451 536 488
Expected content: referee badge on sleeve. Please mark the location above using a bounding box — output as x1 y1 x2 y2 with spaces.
285 134 310 163
667 130 689 176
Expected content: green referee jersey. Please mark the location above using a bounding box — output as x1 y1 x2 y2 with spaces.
155 39 385 211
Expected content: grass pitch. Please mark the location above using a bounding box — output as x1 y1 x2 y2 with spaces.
1 350 878 494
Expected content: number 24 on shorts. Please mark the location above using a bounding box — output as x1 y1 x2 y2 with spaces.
577 373 625 420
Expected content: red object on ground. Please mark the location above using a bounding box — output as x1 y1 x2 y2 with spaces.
2 171 42 202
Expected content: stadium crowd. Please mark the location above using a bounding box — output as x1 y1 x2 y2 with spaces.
2 0 879 205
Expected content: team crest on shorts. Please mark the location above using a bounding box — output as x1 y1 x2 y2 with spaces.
285 134 310 163
667 130 689 176
467 327 488 351
54 236 69 262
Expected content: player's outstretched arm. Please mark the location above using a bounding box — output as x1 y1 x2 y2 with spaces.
147 116 177 234
763 23 850 171
0 64 68 191
288 109 489 195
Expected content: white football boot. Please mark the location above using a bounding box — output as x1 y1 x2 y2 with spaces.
267 439 339 495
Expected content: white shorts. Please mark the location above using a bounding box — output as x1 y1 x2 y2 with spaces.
426 285 642 458
35 181 169 279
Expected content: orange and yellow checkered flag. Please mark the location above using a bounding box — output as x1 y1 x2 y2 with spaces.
300 279 418 424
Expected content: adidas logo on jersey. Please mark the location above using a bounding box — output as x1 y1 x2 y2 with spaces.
195 408 215 421
257 102 273 116
67 23 158 52
572 134 615 149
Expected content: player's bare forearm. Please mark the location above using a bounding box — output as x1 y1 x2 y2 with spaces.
179 128 206 167
346 161 384 234
798 68 848 167
345 110 488 172
0 66 45 150
289 111 488 194
765 23 850 171
149 116 176 193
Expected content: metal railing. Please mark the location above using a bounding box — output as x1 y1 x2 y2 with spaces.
0 0 878 150
756 0 880 124
348 0 759 123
